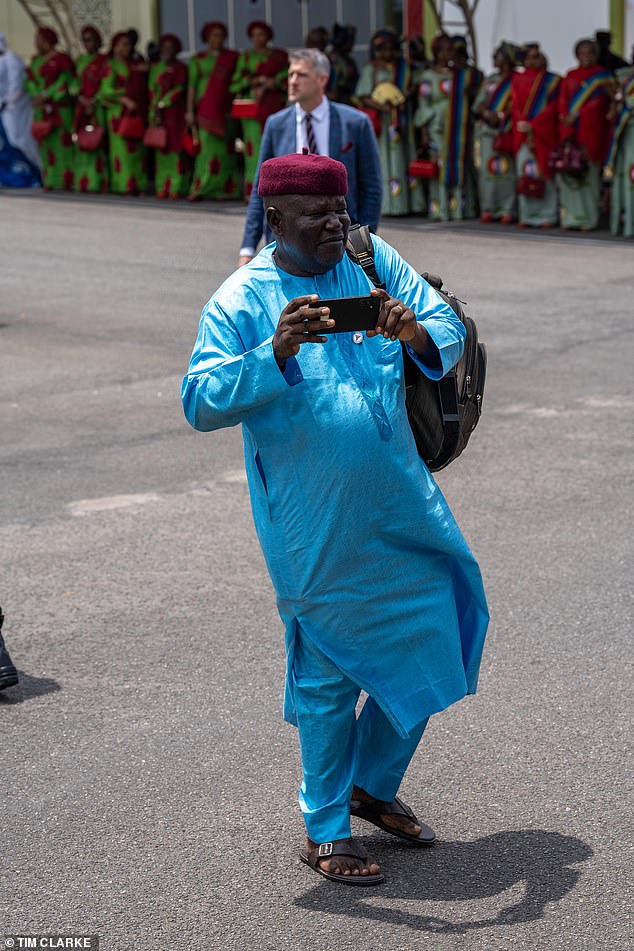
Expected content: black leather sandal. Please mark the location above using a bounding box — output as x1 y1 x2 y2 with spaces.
350 795 436 846
299 838 384 885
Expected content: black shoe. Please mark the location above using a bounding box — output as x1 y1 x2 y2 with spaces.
0 606 19 690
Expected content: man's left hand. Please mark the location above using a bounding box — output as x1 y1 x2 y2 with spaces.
367 289 417 342
368 289 440 367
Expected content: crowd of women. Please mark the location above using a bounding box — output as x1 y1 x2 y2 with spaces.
1 21 633 236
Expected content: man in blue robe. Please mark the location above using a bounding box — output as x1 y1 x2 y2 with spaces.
182 153 489 886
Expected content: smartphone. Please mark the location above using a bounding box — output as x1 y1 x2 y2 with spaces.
309 295 381 335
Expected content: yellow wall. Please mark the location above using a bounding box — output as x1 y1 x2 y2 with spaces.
111 0 158 51
0 0 39 60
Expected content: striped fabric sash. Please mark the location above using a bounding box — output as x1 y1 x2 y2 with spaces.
604 73 634 175
487 75 512 132
525 71 560 120
568 70 613 117
444 68 470 188
487 76 512 114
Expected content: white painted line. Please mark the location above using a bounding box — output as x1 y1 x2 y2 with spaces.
67 493 163 516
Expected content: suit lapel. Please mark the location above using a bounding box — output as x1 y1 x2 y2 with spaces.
328 103 342 159
281 107 297 155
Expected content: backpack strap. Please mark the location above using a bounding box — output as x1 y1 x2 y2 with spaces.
345 224 386 290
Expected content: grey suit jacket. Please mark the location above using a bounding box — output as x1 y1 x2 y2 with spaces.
240 100 382 251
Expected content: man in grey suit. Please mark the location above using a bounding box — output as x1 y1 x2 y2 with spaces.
238 48 382 265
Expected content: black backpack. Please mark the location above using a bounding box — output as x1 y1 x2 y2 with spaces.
346 224 486 472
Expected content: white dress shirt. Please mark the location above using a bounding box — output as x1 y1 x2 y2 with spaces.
295 96 330 156
239 97 332 257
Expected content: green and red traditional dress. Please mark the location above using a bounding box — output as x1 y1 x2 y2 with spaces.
606 68 634 237
98 59 148 195
72 51 108 192
148 59 189 198
473 70 516 220
188 47 239 200
229 47 288 199
511 68 561 226
24 50 75 190
557 66 613 230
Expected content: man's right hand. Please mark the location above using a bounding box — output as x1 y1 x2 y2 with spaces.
238 255 254 267
272 295 334 367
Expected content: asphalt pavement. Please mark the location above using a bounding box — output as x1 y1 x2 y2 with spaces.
1 191 632 951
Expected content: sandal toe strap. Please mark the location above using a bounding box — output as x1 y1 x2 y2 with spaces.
308 838 369 868
386 796 418 821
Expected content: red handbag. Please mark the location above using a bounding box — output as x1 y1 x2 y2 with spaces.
230 99 258 119
117 114 145 140
182 130 201 157
143 125 168 149
409 159 439 180
31 120 54 142
548 140 588 178
516 175 546 198
76 124 105 151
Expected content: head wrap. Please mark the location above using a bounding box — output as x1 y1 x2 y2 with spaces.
247 20 273 41
201 21 227 43
159 32 183 54
37 26 58 47
371 28 400 51
0 32 7 54
431 33 452 60
258 154 348 198
331 23 355 49
495 41 520 65
81 25 102 46
109 31 129 55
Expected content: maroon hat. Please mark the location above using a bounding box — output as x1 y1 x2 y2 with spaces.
247 20 273 41
36 26 58 47
201 21 227 43
159 32 183 54
81 24 103 46
258 153 348 197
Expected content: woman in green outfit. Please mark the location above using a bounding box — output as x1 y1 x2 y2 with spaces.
148 33 189 199
606 64 634 237
99 31 148 195
414 33 481 221
229 21 288 200
354 29 423 217
473 43 517 223
24 26 75 191
72 24 108 193
185 21 238 201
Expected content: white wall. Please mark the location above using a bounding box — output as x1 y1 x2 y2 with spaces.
626 0 634 59
475 0 611 75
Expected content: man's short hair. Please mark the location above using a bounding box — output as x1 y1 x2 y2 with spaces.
289 48 331 77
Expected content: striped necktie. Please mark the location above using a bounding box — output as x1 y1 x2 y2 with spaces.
305 112 318 154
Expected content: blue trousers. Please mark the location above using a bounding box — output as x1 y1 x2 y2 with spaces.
291 627 428 844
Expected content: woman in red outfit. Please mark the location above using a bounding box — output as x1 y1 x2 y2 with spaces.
98 31 149 194
147 33 189 198
511 45 561 227
72 25 109 192
24 27 75 190
557 39 614 230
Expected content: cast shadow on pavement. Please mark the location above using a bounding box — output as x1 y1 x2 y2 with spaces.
294 829 593 934
0 671 61 705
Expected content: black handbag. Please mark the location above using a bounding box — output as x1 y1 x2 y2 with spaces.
346 224 486 472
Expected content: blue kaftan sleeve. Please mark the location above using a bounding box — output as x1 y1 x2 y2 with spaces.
371 235 465 380
181 297 293 432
